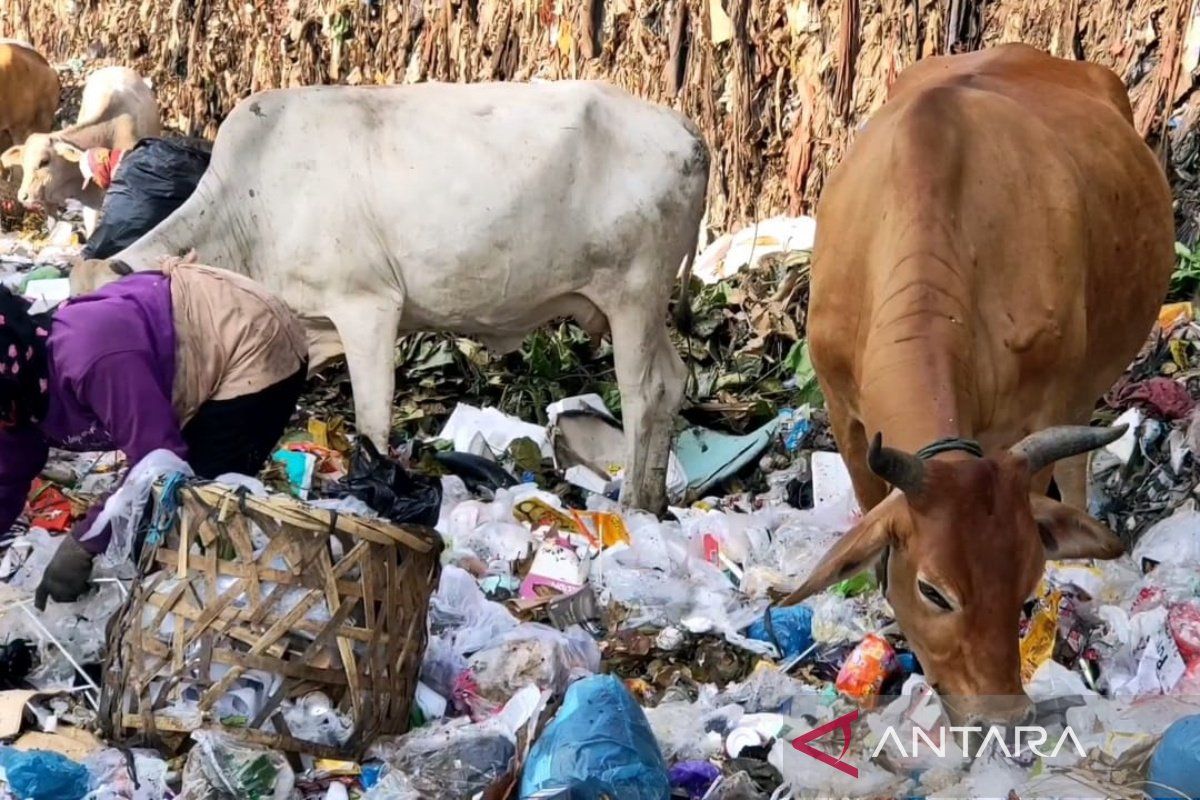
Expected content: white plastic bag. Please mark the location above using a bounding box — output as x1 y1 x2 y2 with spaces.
421 566 519 699
79 449 193 567
465 623 600 712
85 748 172 800
1133 505 1200 570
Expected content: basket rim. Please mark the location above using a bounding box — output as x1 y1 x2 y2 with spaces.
165 480 442 553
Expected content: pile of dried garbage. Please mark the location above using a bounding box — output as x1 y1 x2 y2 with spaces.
2 215 1200 800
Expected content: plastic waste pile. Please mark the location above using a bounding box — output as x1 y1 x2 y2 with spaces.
4 249 1200 798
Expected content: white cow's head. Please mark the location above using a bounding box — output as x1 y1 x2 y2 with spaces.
1 134 85 211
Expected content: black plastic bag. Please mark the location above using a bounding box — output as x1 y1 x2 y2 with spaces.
337 439 443 527
434 451 518 493
82 136 212 259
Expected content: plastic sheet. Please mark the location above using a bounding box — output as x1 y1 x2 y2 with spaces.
180 730 295 800
1148 714 1200 800
0 746 89 800
85 748 171 800
371 722 514 800
738 505 855 598
367 688 543 800
1132 506 1200 570
78 449 193 567
280 691 354 747
808 592 892 645
593 513 768 653
422 565 519 699
519 674 670 800
441 498 533 563
746 606 813 658
463 623 600 716
645 689 743 762
715 668 820 716
1065 695 1200 766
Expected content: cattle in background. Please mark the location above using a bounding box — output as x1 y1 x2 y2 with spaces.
87 81 708 514
2 66 160 234
0 42 57 152
781 44 1173 723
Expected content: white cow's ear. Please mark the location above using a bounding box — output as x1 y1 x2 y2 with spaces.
52 141 83 163
0 146 23 169
777 494 897 606
1030 495 1124 560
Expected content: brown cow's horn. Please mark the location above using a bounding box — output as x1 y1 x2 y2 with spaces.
1009 424 1128 474
867 432 925 495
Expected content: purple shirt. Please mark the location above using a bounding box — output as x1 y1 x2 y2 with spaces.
0 273 185 553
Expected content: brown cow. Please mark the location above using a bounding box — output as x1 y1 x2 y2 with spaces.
0 42 58 151
781 44 1173 726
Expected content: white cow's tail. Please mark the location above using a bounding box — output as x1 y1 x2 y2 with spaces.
674 248 696 333
673 214 705 333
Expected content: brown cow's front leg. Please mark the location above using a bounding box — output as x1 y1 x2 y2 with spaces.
826 402 889 511
1053 453 1089 512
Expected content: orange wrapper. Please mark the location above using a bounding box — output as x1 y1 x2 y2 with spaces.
836 633 897 709
1158 301 1193 330
513 498 630 548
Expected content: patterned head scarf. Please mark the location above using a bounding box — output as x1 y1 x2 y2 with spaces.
0 286 51 428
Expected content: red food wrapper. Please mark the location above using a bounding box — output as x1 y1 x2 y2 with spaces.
1131 585 1166 614
836 633 897 709
24 479 74 534
1176 658 1200 695
1168 601 1200 663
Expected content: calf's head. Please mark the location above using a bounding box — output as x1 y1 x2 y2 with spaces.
781 426 1124 725
1 134 85 210
67 258 133 297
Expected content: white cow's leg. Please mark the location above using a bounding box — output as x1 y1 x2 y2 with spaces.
327 301 401 451
610 309 687 514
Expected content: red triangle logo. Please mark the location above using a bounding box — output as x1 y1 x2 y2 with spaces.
790 709 860 778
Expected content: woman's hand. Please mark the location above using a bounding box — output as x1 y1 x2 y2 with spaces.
34 535 95 609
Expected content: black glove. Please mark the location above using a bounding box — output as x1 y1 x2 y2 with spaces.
34 535 95 610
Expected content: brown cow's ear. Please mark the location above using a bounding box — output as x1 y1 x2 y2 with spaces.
1 146 23 169
777 495 897 606
1030 495 1124 560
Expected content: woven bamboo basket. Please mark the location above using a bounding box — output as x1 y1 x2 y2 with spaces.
99 481 443 759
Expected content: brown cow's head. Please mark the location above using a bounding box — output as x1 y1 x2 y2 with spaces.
781 426 1125 726
1 134 85 211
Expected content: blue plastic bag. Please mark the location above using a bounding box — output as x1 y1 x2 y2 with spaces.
747 606 814 659
0 747 89 800
1149 714 1200 799
519 674 670 800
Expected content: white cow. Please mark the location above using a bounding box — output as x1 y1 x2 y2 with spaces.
2 66 160 234
103 81 709 512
